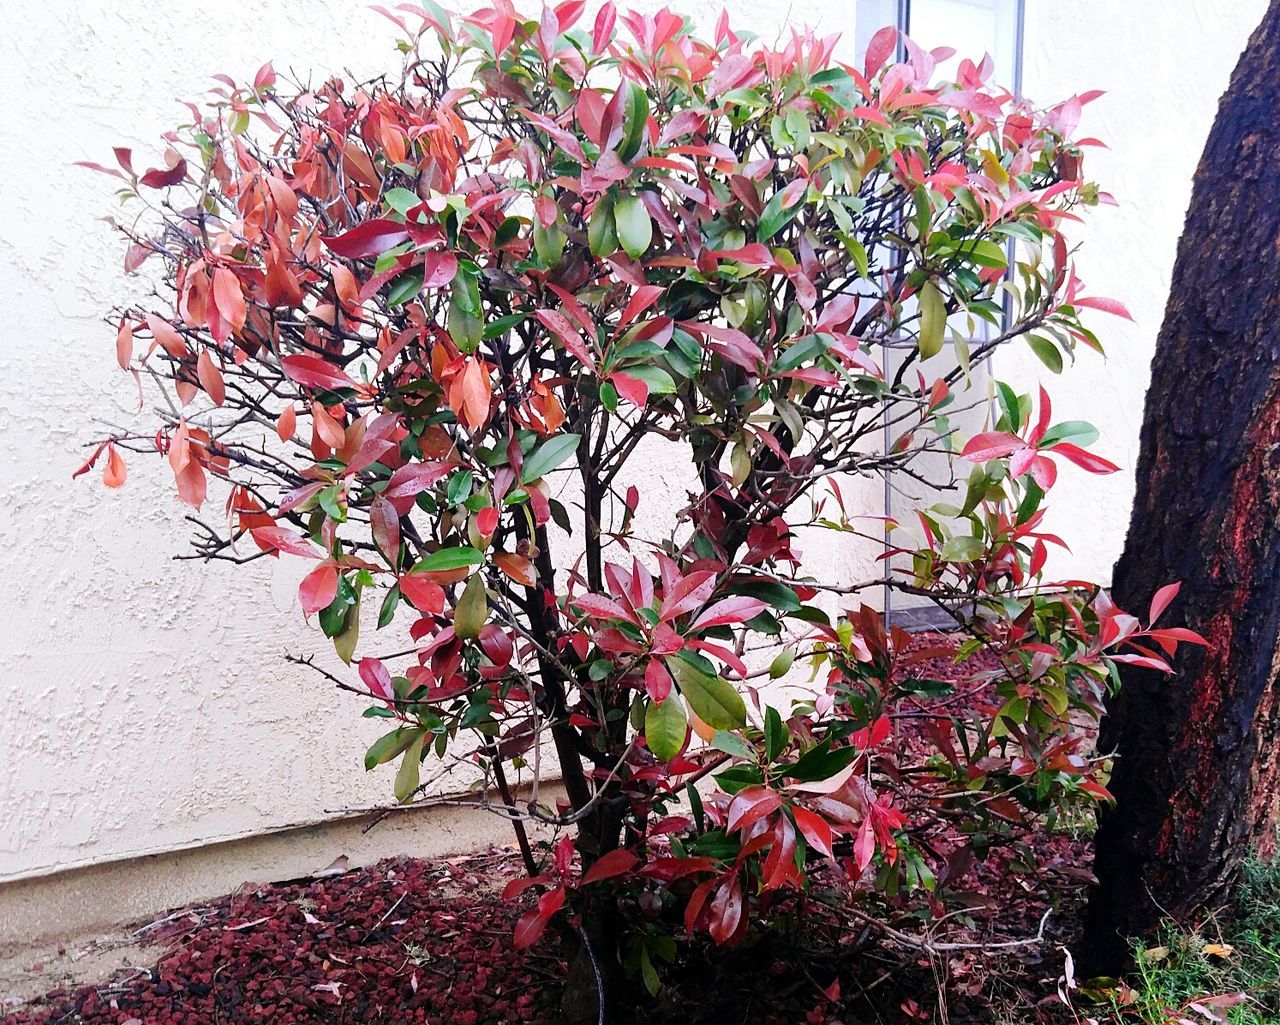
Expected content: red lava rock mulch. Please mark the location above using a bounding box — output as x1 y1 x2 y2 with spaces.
5 853 562 1025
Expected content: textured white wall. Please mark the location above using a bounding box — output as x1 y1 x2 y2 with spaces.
1011 0 1270 577
0 0 1265 882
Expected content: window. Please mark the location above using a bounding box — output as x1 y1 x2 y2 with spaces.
853 0 1026 628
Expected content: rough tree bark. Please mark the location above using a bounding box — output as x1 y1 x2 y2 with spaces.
1082 1 1280 972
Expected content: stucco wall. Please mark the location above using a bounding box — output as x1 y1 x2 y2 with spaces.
0 0 1266 890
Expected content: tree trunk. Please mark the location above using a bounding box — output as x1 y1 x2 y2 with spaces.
1082 1 1280 973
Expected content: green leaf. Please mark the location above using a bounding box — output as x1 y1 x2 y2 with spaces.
772 333 830 373
453 572 488 640
387 266 425 307
769 647 796 679
940 536 985 562
667 652 746 730
384 187 420 216
333 589 361 664
645 695 687 762
1027 334 1064 373
588 192 618 257
614 194 652 259
732 581 801 613
521 433 581 482
784 741 859 783
616 81 650 162
759 188 803 241
533 217 566 266
711 730 754 760
394 731 427 802
415 546 484 571
1039 420 1099 448
918 280 946 359
365 726 425 771
764 707 789 762
483 313 526 340
897 677 956 698
620 365 676 394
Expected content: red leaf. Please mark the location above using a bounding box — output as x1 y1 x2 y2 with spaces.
610 372 648 407
299 562 339 614
371 495 401 562
281 354 358 391
1051 442 1120 474
422 251 458 287
501 874 552 900
276 405 297 441
792 807 833 858
321 218 411 259
644 659 673 702
707 875 744 944
536 308 596 370
384 461 454 514
854 817 875 871
495 552 537 588
139 158 188 188
726 786 782 834
476 506 499 536
582 848 639 884
399 574 445 614
512 908 547 950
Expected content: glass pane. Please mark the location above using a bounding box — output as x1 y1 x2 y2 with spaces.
908 0 1020 88
880 0 1020 625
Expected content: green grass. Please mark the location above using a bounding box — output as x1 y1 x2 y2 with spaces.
1107 858 1280 1023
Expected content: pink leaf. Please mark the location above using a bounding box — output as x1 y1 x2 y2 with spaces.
358 658 394 702
252 525 323 559
1148 582 1181 624
658 570 718 622
962 431 1025 462
574 592 635 622
1071 295 1134 320
280 354 358 391
689 596 767 631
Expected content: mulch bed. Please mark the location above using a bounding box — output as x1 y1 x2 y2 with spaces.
5 634 1099 1024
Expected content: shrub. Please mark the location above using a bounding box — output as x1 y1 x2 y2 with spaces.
78 1 1200 1005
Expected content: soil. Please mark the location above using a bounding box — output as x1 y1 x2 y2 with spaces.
3 634 1101 1024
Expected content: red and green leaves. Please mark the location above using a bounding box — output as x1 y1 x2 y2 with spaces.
77 0 1204 983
